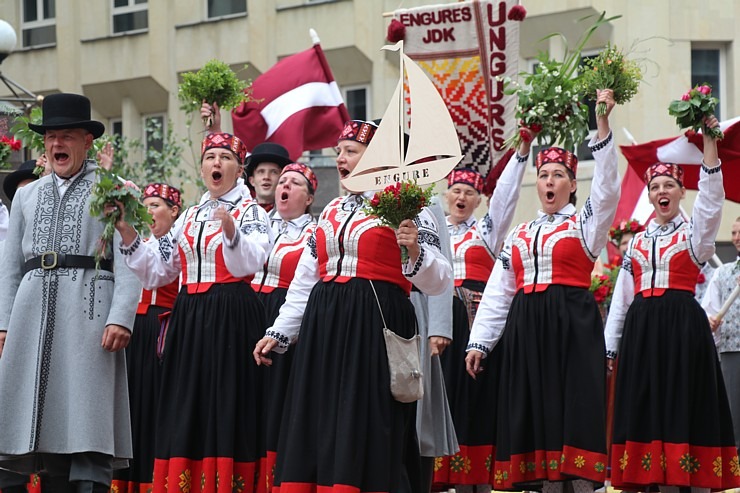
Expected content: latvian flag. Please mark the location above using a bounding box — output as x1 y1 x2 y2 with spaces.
232 38 350 160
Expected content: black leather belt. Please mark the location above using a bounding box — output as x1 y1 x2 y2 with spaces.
24 252 113 274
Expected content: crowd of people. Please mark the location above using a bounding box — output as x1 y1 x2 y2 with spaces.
1 87 740 493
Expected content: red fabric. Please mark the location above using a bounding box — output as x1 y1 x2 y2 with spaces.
611 441 740 490
492 446 607 489
451 229 495 286
433 444 496 486
152 457 258 493
620 120 740 203
111 479 153 493
275 483 385 493
136 280 179 315
482 148 515 197
631 235 700 297
232 44 350 160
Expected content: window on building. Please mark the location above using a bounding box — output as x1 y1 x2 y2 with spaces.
692 47 724 120
144 115 165 159
207 0 247 18
21 0 56 48
110 119 123 138
112 0 148 34
342 85 370 122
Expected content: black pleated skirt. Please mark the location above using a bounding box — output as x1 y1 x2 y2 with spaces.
112 305 169 493
610 290 740 491
273 279 420 493
492 285 607 490
152 283 266 493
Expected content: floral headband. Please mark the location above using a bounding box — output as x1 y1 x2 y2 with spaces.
201 132 248 164
643 162 684 187
536 147 578 177
338 120 378 145
447 168 483 194
143 182 183 209
609 218 645 245
282 162 319 193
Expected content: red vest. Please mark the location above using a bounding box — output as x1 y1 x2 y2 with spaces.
252 222 316 293
510 215 594 293
178 198 257 294
136 281 179 314
629 225 700 297
450 225 495 286
315 197 411 294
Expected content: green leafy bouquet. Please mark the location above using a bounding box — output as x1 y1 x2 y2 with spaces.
668 84 724 140
579 43 642 116
89 168 152 269
502 12 620 151
178 59 252 127
9 106 46 175
364 181 434 263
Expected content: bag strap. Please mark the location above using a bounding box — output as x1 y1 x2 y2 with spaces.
369 280 418 336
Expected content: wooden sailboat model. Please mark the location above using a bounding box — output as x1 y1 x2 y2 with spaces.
341 41 463 193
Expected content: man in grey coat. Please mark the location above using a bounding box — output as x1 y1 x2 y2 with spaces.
0 93 140 493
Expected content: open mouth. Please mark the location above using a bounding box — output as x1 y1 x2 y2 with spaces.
54 152 69 163
456 202 465 210
280 191 289 201
212 171 222 181
338 167 349 178
546 191 555 200
658 198 669 208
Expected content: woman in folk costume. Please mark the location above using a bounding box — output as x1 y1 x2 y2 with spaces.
465 89 619 493
111 183 182 493
434 132 532 493
605 116 740 493
251 163 318 492
253 119 452 493
112 132 274 493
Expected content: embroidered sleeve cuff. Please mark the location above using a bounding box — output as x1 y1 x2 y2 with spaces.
265 329 290 352
515 152 529 163
701 159 722 174
119 235 141 256
589 130 613 152
223 230 240 249
606 349 617 359
404 245 425 278
466 342 490 356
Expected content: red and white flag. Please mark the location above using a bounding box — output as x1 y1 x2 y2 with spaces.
232 33 350 160
619 117 740 211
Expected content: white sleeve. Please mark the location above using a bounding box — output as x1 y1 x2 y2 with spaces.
265 236 320 353
580 131 620 257
604 261 635 357
483 152 528 255
222 203 274 277
701 267 724 317
466 236 518 357
121 231 182 290
689 165 724 263
425 198 454 339
402 207 453 296
0 200 8 242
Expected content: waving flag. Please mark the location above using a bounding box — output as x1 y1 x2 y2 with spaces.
620 117 740 204
232 30 350 160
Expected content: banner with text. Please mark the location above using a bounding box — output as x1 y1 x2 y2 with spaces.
394 0 519 177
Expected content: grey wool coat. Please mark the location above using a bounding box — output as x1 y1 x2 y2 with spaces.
0 161 139 473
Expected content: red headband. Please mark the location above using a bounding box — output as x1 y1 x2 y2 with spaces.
643 162 684 186
201 132 248 164
143 183 182 209
536 147 578 177
338 120 378 145
447 168 483 194
282 162 318 193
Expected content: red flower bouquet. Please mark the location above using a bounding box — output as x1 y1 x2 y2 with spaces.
364 180 434 263
608 218 645 246
668 84 723 140
0 135 22 170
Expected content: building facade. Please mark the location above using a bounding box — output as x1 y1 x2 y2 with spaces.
1 0 739 248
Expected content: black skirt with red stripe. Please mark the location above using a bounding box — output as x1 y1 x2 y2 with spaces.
152 283 266 493
491 285 607 491
112 305 169 493
434 291 499 487
610 290 740 491
255 288 293 493
273 279 420 493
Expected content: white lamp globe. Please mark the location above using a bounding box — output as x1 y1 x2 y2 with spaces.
0 20 18 62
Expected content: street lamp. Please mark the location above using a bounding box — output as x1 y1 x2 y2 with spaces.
0 19 41 112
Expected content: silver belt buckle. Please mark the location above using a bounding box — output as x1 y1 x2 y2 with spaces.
40 251 58 270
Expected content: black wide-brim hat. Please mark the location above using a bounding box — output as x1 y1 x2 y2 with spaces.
3 159 39 201
245 142 292 177
28 93 105 139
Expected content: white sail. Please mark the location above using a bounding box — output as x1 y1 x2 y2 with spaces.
341 41 462 193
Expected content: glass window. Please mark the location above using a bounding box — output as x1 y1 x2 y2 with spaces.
208 0 247 18
144 115 165 157
692 48 722 120
112 0 148 34
342 86 369 122
21 0 56 48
